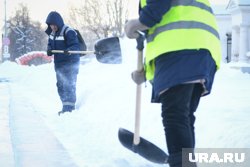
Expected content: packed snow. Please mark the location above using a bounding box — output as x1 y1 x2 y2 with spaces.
0 38 250 167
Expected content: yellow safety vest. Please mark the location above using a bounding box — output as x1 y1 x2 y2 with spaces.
140 0 222 81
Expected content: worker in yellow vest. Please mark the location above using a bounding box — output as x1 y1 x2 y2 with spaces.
125 0 221 166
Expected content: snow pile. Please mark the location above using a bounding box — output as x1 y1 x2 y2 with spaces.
0 38 250 167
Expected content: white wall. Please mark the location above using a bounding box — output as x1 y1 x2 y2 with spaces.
229 5 250 61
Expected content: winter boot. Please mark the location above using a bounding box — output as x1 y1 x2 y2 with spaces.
58 105 75 116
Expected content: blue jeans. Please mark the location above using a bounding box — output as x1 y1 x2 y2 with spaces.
55 63 79 109
159 83 202 167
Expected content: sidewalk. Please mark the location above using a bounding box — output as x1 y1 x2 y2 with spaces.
0 82 78 167
0 82 15 167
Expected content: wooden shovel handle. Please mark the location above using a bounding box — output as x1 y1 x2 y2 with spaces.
51 50 95 55
133 49 143 145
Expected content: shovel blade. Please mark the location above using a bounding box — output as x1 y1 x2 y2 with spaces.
94 37 122 64
118 128 168 164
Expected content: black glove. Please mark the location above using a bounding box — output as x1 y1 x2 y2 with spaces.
47 50 53 56
64 50 70 55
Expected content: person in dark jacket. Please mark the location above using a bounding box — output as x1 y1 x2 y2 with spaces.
45 11 80 114
125 0 221 167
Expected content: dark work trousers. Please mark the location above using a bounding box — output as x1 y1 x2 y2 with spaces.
159 83 203 167
55 63 79 108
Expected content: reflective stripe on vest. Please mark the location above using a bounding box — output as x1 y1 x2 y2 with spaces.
147 21 220 43
140 0 222 81
49 25 68 41
171 0 212 12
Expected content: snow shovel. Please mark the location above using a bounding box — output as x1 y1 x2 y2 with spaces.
118 34 168 164
51 36 121 64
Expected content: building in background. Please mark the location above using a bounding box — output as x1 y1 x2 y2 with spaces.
212 4 232 63
227 0 250 62
213 0 250 63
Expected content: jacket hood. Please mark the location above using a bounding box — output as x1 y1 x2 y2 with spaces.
45 11 64 35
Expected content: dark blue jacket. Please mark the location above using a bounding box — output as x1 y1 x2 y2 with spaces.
138 1 217 102
139 0 171 27
45 11 80 68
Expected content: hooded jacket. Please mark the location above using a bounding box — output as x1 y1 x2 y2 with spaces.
45 11 80 67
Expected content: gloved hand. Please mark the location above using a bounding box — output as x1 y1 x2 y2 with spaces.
125 19 149 39
131 69 146 85
64 50 70 55
47 50 53 56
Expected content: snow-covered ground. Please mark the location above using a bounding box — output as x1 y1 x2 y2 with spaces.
0 38 250 167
